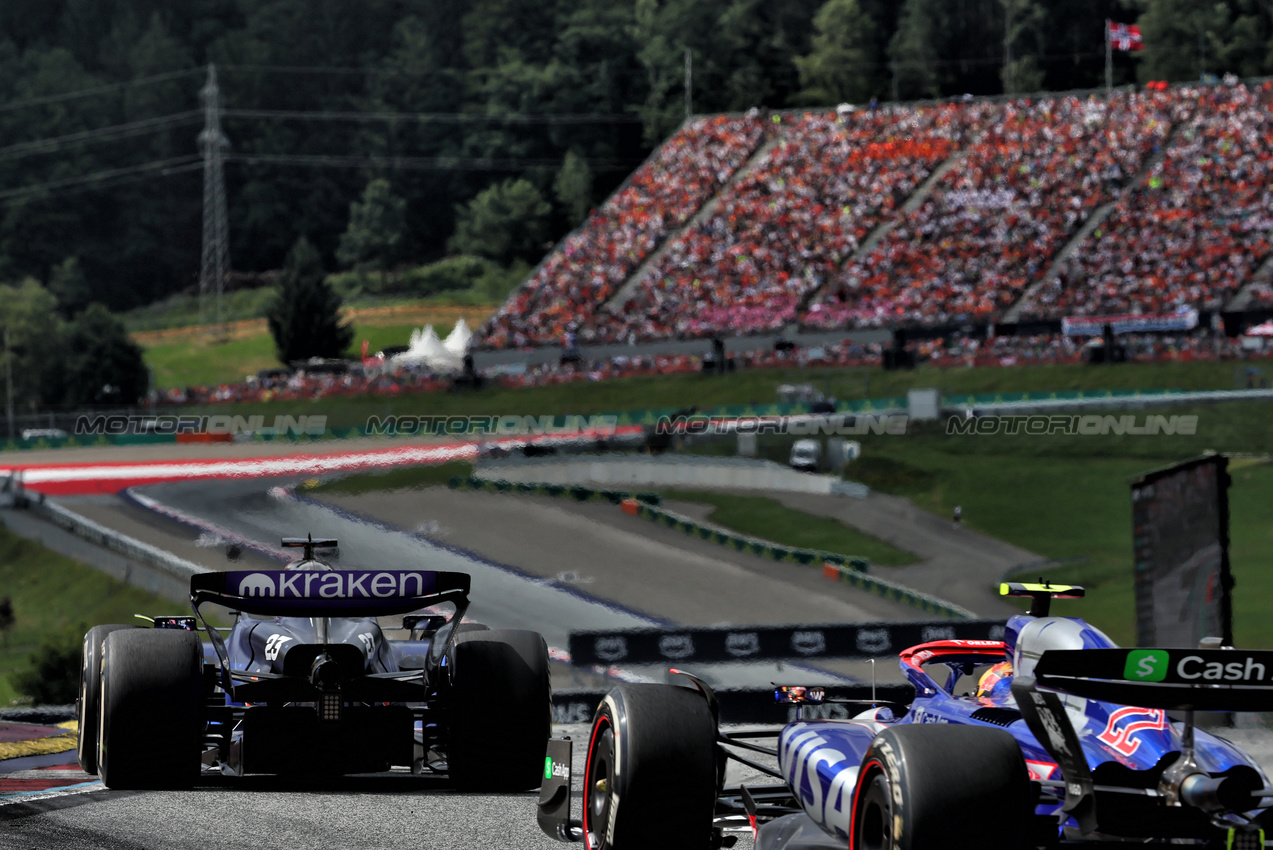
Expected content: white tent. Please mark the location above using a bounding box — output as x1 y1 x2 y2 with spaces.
390 323 463 372
442 317 473 356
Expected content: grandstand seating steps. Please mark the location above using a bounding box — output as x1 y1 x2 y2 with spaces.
481 83 1273 348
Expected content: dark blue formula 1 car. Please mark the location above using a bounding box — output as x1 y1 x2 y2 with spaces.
537 583 1273 849
76 536 550 790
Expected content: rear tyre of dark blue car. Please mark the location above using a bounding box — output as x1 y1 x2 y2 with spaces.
77 624 133 774
448 629 551 791
851 724 1031 850
97 629 205 790
581 684 718 850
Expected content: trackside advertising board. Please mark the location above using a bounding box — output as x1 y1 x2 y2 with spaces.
1130 455 1232 648
569 619 1004 666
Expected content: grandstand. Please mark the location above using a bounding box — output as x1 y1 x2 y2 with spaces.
479 80 1273 349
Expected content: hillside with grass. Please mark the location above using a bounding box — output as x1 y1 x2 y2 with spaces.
131 296 497 388
0 525 178 707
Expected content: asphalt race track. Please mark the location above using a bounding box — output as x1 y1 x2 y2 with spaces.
0 723 599 850
6 474 1273 850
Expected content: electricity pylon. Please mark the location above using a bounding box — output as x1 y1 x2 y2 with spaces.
198 63 230 335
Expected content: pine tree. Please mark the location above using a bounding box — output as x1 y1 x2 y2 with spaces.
267 237 354 365
337 178 407 293
794 0 881 105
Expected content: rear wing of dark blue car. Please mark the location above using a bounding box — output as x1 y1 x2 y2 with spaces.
190 569 471 618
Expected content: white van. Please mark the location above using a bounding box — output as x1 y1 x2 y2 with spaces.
789 439 821 472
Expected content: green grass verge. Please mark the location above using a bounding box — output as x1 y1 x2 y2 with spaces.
140 320 464 390
673 398 1273 646
122 288 277 332
657 489 919 567
842 414 1273 648
302 461 475 496
142 331 281 389
0 525 181 706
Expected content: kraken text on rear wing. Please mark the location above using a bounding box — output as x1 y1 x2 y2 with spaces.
190 569 471 618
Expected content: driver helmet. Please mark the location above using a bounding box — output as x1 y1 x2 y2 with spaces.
976 660 1013 698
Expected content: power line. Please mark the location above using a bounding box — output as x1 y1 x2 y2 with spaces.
222 108 642 125
0 156 201 205
0 111 202 162
227 152 642 171
0 68 202 115
219 64 448 77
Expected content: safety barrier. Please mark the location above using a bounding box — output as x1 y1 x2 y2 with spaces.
448 475 662 507
821 561 977 620
619 497 866 570
474 454 862 496
448 472 967 618
29 499 205 583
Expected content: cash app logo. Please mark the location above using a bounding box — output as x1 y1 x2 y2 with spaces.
1124 649 1169 682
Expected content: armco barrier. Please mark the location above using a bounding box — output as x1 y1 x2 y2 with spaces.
618 498 976 620
475 454 858 496
30 499 205 582
448 475 662 507
622 498 866 571
26 498 206 602
822 561 976 619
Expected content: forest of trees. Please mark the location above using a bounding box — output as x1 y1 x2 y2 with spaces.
1 0 1272 320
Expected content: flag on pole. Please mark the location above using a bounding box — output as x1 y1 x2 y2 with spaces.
1108 21 1144 52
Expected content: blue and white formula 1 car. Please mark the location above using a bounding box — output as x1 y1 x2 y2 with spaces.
537 583 1273 849
76 535 550 790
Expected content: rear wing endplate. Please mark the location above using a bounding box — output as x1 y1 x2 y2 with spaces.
1011 676 1097 832
538 737 582 842
190 569 471 618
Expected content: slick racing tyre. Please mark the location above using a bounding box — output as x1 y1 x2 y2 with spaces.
98 629 205 790
448 629 551 791
851 724 1030 850
582 684 718 850
77 624 133 774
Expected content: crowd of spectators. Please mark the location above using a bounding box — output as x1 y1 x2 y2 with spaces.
479 114 764 349
473 79 1273 349
589 102 998 342
803 89 1181 329
1021 81 1273 319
